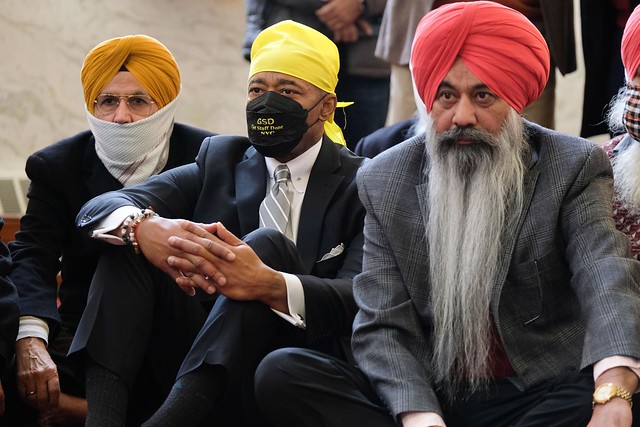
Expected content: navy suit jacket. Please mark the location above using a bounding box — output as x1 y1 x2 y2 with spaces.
10 123 213 333
76 135 365 357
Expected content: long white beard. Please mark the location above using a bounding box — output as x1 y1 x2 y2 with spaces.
87 94 179 187
613 139 640 215
426 110 527 398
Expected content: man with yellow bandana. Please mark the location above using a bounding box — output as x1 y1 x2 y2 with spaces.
7 35 214 425
69 20 365 426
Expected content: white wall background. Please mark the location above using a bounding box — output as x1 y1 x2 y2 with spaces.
0 0 600 181
0 0 249 177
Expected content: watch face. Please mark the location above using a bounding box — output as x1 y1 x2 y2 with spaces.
595 384 613 400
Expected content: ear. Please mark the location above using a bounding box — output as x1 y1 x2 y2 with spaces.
319 94 337 121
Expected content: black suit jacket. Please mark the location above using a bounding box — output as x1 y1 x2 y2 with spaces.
9 123 214 333
0 219 18 373
77 135 365 355
354 117 417 158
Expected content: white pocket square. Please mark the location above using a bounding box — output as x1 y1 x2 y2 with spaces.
320 243 345 261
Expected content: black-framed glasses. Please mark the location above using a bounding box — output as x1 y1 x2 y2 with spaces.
94 94 156 116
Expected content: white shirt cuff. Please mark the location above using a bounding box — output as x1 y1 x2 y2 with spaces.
270 272 306 329
401 411 446 427
89 205 141 244
17 316 49 345
594 356 640 392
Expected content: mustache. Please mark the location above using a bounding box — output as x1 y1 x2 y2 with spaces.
436 126 498 147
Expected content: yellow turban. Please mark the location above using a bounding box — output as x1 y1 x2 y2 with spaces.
81 35 180 114
249 20 350 146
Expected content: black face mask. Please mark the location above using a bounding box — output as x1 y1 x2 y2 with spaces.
246 91 323 158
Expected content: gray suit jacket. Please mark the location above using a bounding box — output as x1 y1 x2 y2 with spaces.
352 122 640 417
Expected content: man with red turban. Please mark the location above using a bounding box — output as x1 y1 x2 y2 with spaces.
252 2 640 426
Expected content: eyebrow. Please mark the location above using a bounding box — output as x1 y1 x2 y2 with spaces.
437 81 490 92
248 77 305 88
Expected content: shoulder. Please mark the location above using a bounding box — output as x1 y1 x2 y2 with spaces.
359 134 425 181
528 122 605 164
171 122 215 141
196 134 253 164
28 130 95 168
355 118 417 158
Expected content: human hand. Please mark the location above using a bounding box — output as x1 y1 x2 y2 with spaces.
316 0 364 32
167 222 288 311
588 399 632 426
15 337 60 411
332 18 374 43
135 217 231 295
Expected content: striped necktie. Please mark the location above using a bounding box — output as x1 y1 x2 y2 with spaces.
259 164 292 236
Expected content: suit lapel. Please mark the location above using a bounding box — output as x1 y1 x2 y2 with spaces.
492 138 541 311
236 146 268 236
297 137 344 271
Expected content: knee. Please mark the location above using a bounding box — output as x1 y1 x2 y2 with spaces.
243 228 300 271
254 348 313 405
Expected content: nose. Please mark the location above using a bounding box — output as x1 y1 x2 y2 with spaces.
112 99 134 124
451 96 477 128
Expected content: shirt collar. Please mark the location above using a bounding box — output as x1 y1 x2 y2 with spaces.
263 137 323 192
613 134 636 154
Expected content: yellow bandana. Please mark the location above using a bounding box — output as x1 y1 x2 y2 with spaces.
249 20 351 146
81 35 180 114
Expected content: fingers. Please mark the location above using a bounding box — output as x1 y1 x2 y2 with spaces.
355 18 373 36
178 221 235 261
214 222 243 247
45 375 60 408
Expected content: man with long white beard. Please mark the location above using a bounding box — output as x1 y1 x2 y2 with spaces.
252 2 640 427
605 4 640 261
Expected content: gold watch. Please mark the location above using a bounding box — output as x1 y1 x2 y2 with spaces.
592 383 633 409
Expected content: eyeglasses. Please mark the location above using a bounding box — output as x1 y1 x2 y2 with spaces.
94 94 156 116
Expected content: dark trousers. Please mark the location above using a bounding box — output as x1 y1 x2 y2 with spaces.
255 348 631 427
177 228 309 426
68 245 211 423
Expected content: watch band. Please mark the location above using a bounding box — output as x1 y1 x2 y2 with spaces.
592 383 633 409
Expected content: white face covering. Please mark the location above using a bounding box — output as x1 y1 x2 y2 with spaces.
87 94 179 187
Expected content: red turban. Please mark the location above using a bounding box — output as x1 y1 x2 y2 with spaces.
411 1 550 113
622 5 640 80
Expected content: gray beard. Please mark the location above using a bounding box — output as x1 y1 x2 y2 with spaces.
612 139 640 215
426 111 527 399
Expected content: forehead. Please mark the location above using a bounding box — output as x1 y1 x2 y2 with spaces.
248 71 316 90
102 71 148 94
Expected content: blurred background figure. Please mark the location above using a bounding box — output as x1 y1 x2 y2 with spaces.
580 0 639 138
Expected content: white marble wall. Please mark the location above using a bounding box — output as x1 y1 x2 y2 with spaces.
0 0 596 181
0 0 250 177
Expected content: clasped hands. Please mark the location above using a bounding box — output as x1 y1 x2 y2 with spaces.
316 0 373 43
135 218 287 311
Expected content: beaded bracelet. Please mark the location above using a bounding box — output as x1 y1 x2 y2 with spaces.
120 209 158 254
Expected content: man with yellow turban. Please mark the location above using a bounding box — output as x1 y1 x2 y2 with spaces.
251 3 640 426
66 20 365 426
7 35 213 425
